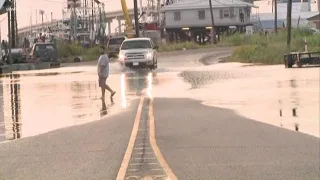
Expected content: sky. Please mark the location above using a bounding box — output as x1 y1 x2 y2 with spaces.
0 0 134 40
0 0 319 40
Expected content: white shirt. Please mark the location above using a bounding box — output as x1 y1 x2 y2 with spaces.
97 54 109 78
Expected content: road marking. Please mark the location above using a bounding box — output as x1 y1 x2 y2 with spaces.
129 162 158 166
127 169 139 172
134 147 152 150
116 97 145 180
149 98 178 180
133 157 156 160
135 152 154 155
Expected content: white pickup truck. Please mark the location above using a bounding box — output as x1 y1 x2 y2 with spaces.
118 37 158 70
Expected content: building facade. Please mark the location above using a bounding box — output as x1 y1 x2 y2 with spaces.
307 14 320 29
161 0 256 43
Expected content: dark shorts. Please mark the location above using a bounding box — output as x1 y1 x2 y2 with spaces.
98 76 107 88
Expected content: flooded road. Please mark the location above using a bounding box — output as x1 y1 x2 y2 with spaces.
0 48 319 180
0 49 218 143
0 69 159 142
157 62 320 137
0 50 318 142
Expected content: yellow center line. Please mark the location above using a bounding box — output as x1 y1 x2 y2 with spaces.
149 98 178 180
116 96 145 180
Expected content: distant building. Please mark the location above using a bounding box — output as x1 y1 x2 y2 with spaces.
307 13 320 29
251 0 318 31
161 0 257 43
277 0 311 12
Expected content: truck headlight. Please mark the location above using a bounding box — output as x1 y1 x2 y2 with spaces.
145 52 152 60
118 54 127 61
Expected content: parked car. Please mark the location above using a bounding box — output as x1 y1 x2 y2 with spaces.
107 36 126 58
3 48 28 64
118 37 158 69
27 42 60 67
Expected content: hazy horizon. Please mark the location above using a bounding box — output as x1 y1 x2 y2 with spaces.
0 0 133 40
0 0 319 41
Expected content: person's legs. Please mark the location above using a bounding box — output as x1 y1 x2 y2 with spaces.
105 83 116 98
99 77 116 98
101 87 106 99
99 77 107 99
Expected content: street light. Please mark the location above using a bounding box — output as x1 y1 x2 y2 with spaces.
208 0 217 44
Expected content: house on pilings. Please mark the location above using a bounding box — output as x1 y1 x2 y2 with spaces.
161 0 257 44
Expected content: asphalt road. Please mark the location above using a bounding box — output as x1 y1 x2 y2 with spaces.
154 98 319 180
0 47 319 180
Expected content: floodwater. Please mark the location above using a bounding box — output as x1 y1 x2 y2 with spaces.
153 63 320 137
0 66 159 142
0 53 318 142
0 49 215 143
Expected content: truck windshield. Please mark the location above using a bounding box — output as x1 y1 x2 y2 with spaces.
121 40 151 50
108 37 125 45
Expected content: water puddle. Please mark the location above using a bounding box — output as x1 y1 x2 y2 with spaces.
0 68 159 142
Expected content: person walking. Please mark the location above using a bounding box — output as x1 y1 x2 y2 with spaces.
97 45 116 100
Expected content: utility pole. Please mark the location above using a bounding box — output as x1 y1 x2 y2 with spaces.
14 0 18 47
36 9 38 25
286 0 292 51
97 3 101 42
73 0 77 40
274 0 277 34
7 9 12 64
91 0 94 45
39 10 44 30
84 0 87 30
208 0 217 44
11 0 16 48
134 0 140 37
91 0 94 30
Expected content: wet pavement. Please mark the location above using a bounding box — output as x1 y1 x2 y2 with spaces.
173 62 320 137
0 48 319 180
0 48 226 143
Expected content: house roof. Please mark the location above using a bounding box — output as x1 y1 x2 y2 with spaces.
161 0 257 11
307 13 320 21
252 11 319 21
0 0 9 15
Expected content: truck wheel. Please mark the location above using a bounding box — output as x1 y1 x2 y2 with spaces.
287 59 293 68
297 62 302 68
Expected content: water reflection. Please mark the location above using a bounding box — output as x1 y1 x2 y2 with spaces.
0 74 22 141
0 72 117 142
120 70 158 108
0 68 160 142
100 99 107 116
278 78 301 131
0 80 4 142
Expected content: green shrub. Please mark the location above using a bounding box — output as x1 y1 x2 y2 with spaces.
220 29 320 64
57 41 100 62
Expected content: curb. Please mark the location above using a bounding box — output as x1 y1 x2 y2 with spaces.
197 51 232 66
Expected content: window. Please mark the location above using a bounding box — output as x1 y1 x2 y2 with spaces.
220 9 231 19
223 9 230 18
120 40 152 50
108 37 125 46
230 8 235 18
174 11 181 21
198 10 205 20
